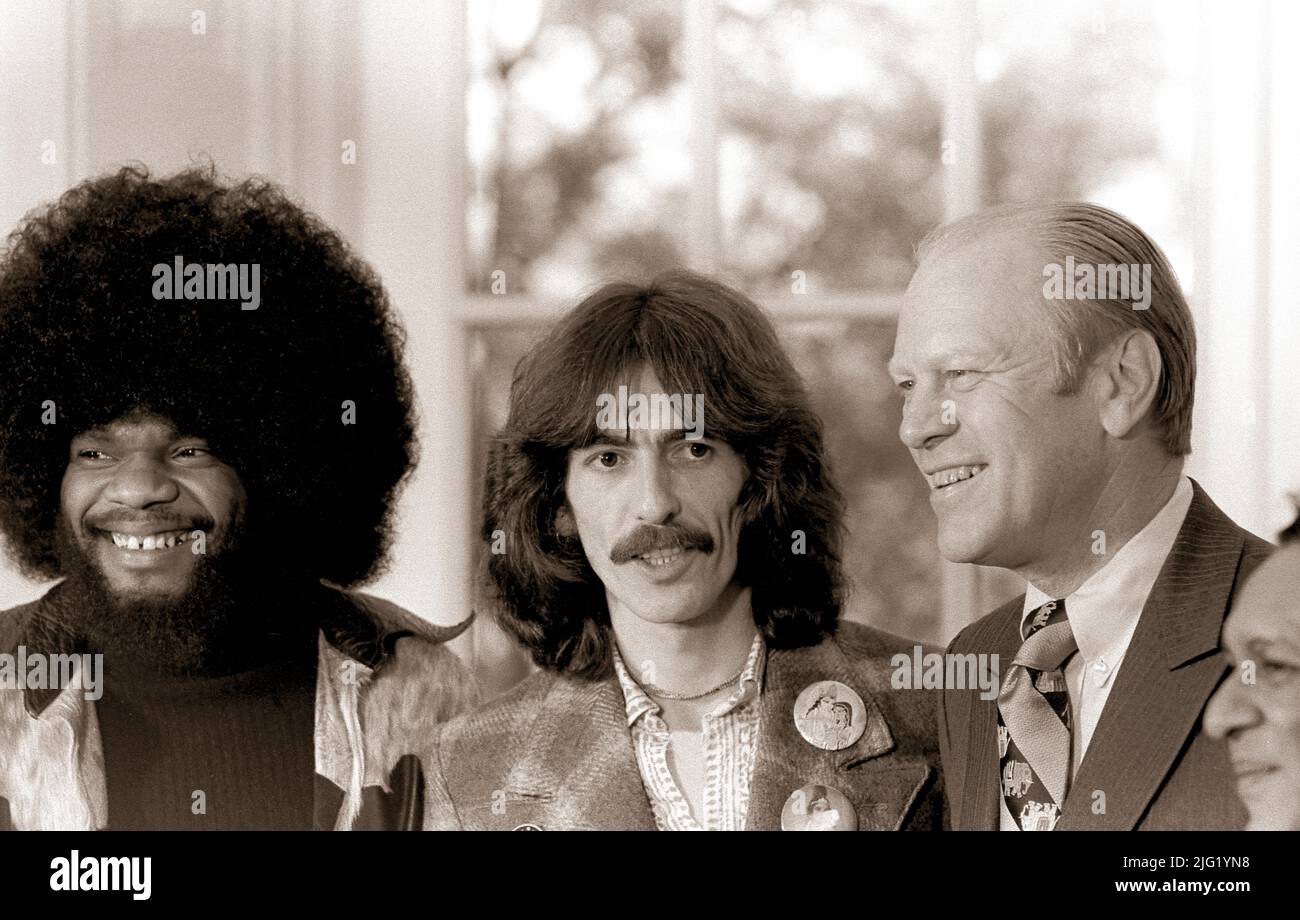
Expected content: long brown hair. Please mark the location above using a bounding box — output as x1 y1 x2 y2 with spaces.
482 271 847 678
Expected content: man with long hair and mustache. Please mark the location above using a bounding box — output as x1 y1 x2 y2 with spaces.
0 165 476 830
425 272 942 831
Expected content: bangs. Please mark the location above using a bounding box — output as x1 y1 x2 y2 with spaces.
515 283 773 455
484 270 845 677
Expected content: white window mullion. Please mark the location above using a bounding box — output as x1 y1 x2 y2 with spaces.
942 0 983 222
684 0 720 275
938 0 990 641
359 2 474 654
1187 0 1273 537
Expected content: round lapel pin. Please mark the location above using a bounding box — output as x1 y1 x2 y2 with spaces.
513 823 544 831
781 784 857 831
794 680 866 750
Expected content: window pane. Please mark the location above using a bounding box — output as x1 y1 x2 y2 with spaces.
467 0 689 297
470 318 943 648
718 0 947 294
781 318 941 639
978 0 1196 283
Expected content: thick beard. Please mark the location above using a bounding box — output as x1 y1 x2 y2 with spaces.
52 510 308 676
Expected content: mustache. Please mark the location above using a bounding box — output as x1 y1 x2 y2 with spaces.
84 512 216 534
610 524 714 564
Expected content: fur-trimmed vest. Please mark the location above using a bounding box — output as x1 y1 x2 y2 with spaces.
0 581 476 830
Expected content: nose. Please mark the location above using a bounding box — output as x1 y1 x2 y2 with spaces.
102 454 181 508
1204 665 1261 740
634 452 680 524
898 384 956 451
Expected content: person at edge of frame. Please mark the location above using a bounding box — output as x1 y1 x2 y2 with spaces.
0 165 477 831
1206 505 1300 830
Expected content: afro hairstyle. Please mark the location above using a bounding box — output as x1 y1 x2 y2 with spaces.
0 164 417 587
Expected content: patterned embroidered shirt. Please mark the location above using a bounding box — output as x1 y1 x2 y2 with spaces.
611 633 765 831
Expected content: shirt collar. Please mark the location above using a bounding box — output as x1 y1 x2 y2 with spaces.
1023 476 1193 673
611 632 766 728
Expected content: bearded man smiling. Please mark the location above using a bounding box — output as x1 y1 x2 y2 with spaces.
0 166 476 830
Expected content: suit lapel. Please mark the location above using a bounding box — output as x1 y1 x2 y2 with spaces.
503 674 656 830
748 638 928 831
1057 482 1245 829
960 608 1021 830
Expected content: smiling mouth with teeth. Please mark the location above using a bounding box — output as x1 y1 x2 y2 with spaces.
108 530 197 551
637 548 686 566
932 465 987 489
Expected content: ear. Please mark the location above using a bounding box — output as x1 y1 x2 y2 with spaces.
555 502 577 538
1096 329 1162 439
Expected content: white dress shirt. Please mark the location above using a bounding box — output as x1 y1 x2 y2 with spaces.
999 476 1193 830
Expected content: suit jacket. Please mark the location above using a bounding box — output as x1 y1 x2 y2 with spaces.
425 620 944 830
939 480 1273 830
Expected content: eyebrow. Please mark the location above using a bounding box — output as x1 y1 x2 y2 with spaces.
887 349 992 377
586 428 695 448
72 427 203 443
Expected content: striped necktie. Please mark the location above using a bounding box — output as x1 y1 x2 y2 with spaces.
996 598 1077 831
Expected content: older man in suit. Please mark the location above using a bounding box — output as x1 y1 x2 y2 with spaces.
425 272 942 831
889 202 1272 830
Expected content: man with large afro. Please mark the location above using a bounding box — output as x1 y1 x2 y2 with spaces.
0 165 476 830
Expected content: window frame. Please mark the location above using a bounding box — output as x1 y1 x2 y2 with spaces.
453 0 993 641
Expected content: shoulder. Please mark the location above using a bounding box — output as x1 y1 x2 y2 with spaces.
346 589 474 648
0 602 34 654
830 619 931 697
434 667 556 756
335 589 480 725
0 585 64 654
832 619 931 661
325 587 472 670
1187 480 1274 573
1236 529 1275 585
947 594 1024 653
423 669 572 830
423 669 561 823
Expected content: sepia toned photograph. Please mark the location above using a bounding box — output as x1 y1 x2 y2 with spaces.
0 0 1296 897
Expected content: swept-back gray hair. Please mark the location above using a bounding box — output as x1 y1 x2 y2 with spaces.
916 201 1195 456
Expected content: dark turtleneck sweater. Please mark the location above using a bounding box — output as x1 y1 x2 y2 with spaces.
95 635 318 831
